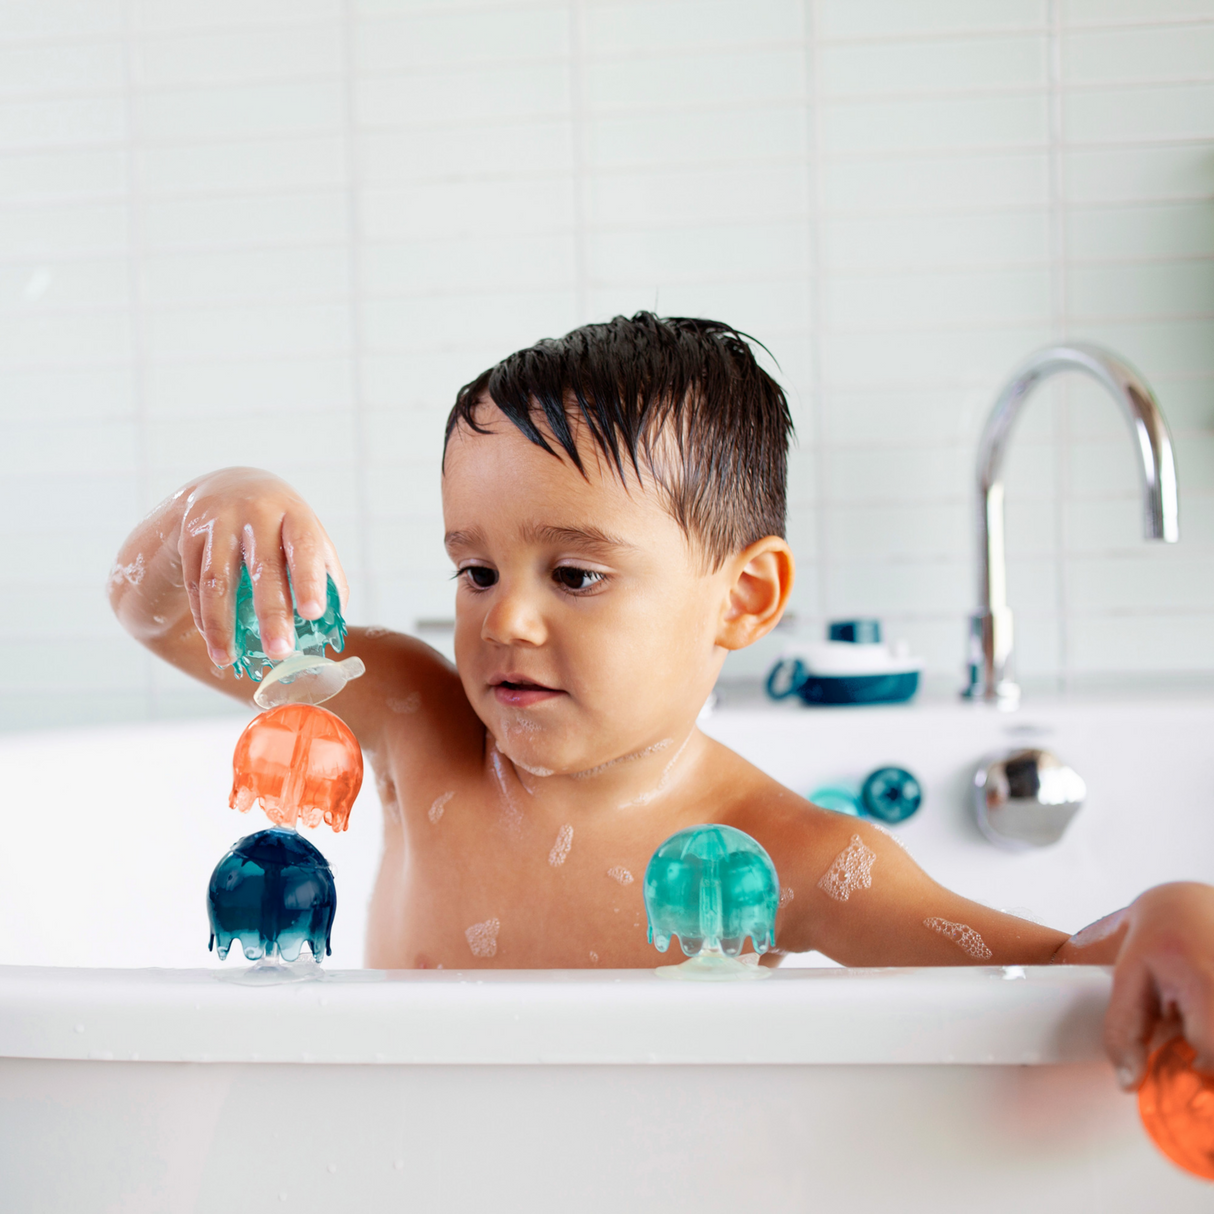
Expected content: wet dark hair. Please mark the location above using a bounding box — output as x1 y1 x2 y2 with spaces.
443 312 794 569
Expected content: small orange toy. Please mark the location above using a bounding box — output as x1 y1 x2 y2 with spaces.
229 703 363 831
1138 1036 1214 1181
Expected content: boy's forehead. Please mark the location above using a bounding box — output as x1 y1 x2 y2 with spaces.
442 410 675 542
445 407 646 502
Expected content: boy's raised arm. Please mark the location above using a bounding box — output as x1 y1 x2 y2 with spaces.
109 466 480 758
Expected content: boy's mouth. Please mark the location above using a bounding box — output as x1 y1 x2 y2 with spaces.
491 675 564 708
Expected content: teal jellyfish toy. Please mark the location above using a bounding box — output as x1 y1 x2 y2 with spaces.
232 566 365 709
644 824 780 981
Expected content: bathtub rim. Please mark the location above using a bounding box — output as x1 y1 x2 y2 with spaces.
0 963 1112 1067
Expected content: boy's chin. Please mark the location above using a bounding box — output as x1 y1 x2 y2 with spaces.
491 728 606 781
493 736 579 779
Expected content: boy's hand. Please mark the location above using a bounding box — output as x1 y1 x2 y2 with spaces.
177 467 348 668
1104 882 1214 1090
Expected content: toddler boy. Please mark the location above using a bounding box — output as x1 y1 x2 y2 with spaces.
110 312 1214 1091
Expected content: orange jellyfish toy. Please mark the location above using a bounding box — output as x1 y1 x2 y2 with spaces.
229 702 363 831
1139 1036 1214 1181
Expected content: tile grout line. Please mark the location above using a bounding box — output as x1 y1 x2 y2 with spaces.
339 0 376 627
1048 0 1072 692
119 0 158 721
803 0 829 635
568 0 590 324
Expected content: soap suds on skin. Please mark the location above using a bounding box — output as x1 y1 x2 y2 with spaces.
607 866 634 885
548 824 574 866
817 834 877 902
574 737 674 780
428 791 453 824
107 552 145 589
465 918 500 958
1069 906 1128 948
870 821 911 853
496 720 552 777
924 916 993 960
779 886 795 909
589 950 599 964
617 734 691 807
488 742 524 832
363 626 390 638
387 692 421 714
513 758 554 777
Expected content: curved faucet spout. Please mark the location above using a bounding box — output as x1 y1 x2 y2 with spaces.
964 343 1179 706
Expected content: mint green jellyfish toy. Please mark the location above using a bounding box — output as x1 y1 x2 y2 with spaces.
232 566 365 709
644 824 780 981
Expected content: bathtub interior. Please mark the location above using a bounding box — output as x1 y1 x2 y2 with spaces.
1 688 1213 970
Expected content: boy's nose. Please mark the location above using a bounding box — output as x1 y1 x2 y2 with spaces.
480 586 547 647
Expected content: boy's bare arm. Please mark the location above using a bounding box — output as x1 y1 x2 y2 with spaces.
772 813 1069 967
107 467 481 757
770 802 1214 1087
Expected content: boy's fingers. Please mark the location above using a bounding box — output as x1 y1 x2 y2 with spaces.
316 521 350 612
327 546 350 613
281 516 328 620
244 526 296 658
179 513 239 665
195 545 243 667
1105 955 1157 1091
1175 959 1214 1073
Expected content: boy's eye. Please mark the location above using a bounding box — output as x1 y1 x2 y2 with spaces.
462 565 497 588
552 566 604 592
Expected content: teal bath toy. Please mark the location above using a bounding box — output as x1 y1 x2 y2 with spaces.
808 784 863 816
861 766 922 823
766 618 923 706
208 827 336 964
644 824 779 981
232 566 364 709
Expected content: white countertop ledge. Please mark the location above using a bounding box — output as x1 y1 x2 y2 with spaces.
0 965 1113 1066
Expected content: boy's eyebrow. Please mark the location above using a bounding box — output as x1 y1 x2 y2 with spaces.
524 523 638 555
443 523 637 555
444 527 487 553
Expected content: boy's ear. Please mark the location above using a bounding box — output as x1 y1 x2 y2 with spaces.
716 536 795 651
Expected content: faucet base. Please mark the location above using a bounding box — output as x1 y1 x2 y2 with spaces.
962 610 1018 707
960 680 1021 710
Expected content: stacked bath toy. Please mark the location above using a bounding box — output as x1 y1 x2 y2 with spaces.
207 575 363 981
232 565 365 710
644 824 779 981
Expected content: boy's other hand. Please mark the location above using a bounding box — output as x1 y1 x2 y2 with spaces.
177 467 348 668
1104 882 1214 1090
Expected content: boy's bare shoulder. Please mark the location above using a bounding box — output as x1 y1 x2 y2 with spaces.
701 735 861 856
320 626 483 763
700 736 919 946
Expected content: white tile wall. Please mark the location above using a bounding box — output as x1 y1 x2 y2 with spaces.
1 0 1213 730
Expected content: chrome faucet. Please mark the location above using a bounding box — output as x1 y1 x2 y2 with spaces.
963 343 1179 705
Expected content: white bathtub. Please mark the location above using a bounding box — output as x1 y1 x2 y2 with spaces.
2 689 1212 1211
